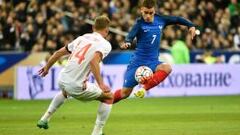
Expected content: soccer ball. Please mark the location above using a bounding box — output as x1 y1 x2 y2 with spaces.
135 66 153 84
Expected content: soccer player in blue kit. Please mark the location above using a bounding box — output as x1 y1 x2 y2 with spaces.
113 0 197 102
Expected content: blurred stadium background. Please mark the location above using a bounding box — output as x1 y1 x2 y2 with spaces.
0 0 240 135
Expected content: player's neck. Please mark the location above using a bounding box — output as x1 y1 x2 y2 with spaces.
94 31 106 38
142 16 154 23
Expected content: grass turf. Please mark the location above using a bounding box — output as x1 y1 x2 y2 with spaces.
0 95 240 135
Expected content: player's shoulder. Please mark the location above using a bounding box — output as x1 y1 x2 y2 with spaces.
156 14 179 20
97 37 111 50
102 39 112 50
96 39 112 57
136 17 142 22
97 33 110 46
154 14 169 20
135 17 144 24
101 38 111 45
73 35 83 41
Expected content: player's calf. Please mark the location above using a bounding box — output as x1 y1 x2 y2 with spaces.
113 88 132 103
143 69 170 90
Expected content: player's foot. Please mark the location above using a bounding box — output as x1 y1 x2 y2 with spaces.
37 120 49 129
91 127 104 135
134 88 146 98
92 132 104 135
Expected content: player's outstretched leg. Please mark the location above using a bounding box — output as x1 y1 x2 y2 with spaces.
135 64 171 98
37 91 67 129
112 88 133 103
113 89 123 103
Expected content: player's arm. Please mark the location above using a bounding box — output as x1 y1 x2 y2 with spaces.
163 16 197 39
90 51 110 92
121 19 140 49
38 46 70 77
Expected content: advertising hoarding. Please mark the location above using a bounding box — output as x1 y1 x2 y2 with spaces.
15 64 240 100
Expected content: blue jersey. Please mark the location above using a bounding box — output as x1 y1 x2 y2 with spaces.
125 14 195 65
122 14 195 88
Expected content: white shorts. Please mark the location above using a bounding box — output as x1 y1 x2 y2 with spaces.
58 82 102 101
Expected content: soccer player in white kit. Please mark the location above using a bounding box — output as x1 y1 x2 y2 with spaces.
37 15 113 135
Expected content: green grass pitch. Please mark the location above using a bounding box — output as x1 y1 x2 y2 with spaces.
0 95 240 135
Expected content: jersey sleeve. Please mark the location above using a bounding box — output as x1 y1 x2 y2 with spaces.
125 18 141 43
95 42 112 59
162 15 195 28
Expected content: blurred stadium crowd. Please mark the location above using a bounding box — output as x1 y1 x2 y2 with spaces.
0 0 239 52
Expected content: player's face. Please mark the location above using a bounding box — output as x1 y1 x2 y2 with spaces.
141 7 155 22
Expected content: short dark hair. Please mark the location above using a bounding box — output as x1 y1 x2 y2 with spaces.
142 0 156 8
94 15 110 30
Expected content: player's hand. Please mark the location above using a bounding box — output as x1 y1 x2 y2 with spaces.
189 27 196 40
99 83 111 93
38 66 49 77
120 42 131 50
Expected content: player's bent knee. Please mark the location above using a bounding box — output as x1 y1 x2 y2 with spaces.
159 63 172 74
165 64 172 74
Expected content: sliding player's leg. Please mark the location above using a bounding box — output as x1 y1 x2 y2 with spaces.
135 63 172 98
113 87 133 103
113 66 138 103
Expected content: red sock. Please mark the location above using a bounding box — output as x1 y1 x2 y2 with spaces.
143 70 169 91
113 89 123 104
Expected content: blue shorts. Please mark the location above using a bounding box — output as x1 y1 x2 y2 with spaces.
123 61 162 88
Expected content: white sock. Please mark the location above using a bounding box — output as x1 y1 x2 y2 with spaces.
40 92 66 122
91 102 112 135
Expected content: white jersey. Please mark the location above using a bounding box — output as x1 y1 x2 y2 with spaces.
58 32 111 89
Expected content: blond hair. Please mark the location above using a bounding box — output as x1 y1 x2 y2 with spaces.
94 15 110 30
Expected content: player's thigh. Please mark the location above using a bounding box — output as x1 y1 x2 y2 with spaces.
71 83 103 102
123 66 138 88
58 82 69 97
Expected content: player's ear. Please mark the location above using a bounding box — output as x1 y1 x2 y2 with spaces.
104 28 109 37
153 9 156 14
